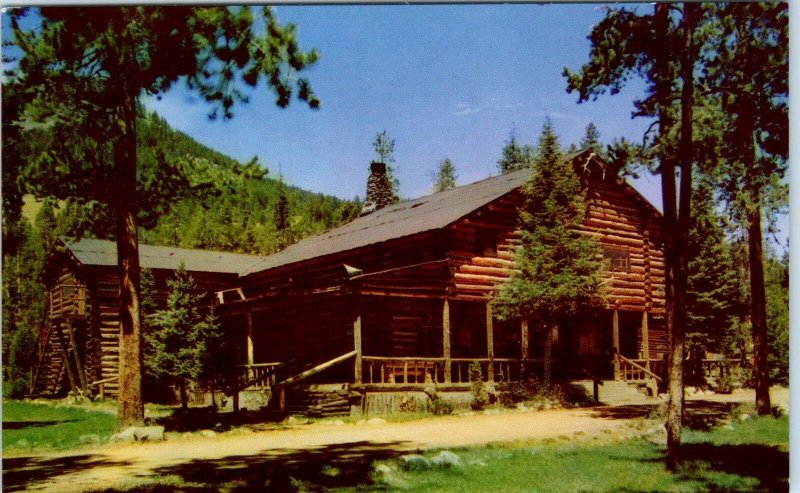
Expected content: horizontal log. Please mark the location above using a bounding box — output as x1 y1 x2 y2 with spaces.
583 216 641 233
607 287 647 297
608 279 649 290
453 294 489 302
470 257 516 268
359 290 444 299
455 283 498 292
458 264 515 277
453 273 509 284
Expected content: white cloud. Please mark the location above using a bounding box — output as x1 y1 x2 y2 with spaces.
453 101 484 116
453 100 524 116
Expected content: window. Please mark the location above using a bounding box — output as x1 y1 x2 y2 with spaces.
475 228 498 257
603 246 630 272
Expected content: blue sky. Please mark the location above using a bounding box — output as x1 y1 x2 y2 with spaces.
141 4 663 205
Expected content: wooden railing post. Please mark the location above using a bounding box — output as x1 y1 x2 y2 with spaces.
245 311 255 380
486 303 495 382
443 299 451 383
353 300 362 385
641 311 650 371
612 309 621 380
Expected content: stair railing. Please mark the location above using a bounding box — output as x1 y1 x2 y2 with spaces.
616 353 662 383
272 350 357 412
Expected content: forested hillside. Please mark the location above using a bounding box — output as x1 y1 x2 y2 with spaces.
132 111 361 254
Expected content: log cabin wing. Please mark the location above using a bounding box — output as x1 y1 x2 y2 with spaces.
34 238 269 398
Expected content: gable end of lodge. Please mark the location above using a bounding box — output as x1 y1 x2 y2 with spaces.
33 149 668 413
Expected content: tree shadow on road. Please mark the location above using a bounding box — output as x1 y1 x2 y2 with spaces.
588 400 740 431
94 440 410 492
3 454 132 492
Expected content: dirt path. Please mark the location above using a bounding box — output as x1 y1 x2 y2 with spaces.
4 387 786 492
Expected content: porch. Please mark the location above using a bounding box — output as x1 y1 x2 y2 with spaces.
221 292 665 413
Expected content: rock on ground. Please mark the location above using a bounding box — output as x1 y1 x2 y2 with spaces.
400 454 431 471
110 426 165 443
134 426 165 442
431 450 462 468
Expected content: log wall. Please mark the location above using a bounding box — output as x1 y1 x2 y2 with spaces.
448 177 666 313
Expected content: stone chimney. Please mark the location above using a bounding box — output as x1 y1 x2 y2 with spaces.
361 161 393 215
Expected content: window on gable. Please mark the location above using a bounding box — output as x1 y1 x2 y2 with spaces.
603 246 630 272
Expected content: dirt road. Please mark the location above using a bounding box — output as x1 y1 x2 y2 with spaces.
4 388 786 492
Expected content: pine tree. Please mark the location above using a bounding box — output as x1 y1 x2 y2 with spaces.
493 119 605 387
579 122 603 156
433 157 457 193
764 252 788 384
704 2 788 415
497 130 535 174
565 3 702 467
144 263 219 409
8 6 319 427
685 176 740 384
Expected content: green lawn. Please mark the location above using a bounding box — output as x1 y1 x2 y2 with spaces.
367 415 789 493
2 400 117 453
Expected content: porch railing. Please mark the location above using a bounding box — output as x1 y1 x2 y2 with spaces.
237 362 283 390
361 356 543 385
49 284 88 319
698 358 744 381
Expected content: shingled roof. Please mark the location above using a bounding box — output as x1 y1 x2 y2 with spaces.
240 149 663 277
57 150 660 280
241 166 534 276
61 237 268 275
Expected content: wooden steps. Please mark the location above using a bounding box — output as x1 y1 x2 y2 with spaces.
570 379 654 405
283 385 352 417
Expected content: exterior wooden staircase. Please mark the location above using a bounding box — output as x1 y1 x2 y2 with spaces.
257 351 357 416
30 320 89 398
31 323 68 396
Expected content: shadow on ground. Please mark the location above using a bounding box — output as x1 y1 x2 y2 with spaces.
589 400 741 431
2 419 79 430
96 440 409 492
153 408 295 433
3 454 132 492
679 443 789 493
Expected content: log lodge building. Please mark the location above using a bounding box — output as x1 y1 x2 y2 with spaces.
33 149 668 414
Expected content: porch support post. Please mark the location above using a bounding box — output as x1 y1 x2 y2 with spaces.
612 309 621 380
245 312 255 367
641 311 650 370
443 298 451 383
486 303 495 382
520 318 529 377
353 298 363 385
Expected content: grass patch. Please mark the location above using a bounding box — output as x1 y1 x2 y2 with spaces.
3 400 117 453
367 415 788 493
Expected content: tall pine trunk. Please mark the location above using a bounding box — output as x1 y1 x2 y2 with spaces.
179 378 189 410
666 2 697 470
543 324 554 389
748 196 771 415
115 57 145 428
